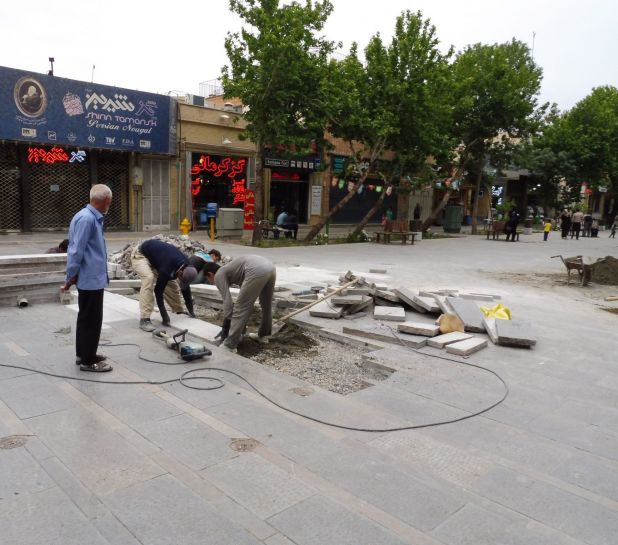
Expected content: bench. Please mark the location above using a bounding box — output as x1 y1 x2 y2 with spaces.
374 220 416 245
486 221 520 241
257 220 293 239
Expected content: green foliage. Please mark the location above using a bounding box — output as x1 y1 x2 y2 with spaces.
345 230 370 243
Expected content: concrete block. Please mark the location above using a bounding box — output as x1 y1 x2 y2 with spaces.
332 295 369 306
447 297 486 333
374 297 401 307
483 317 537 347
412 295 441 313
374 289 401 303
394 287 426 313
343 297 373 316
345 287 373 296
342 311 368 320
459 293 498 301
309 300 343 319
427 331 473 348
109 279 141 289
343 324 427 348
446 337 488 356
373 305 406 322
398 321 440 337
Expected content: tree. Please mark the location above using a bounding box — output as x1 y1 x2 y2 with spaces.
305 10 453 240
449 40 544 234
221 0 336 244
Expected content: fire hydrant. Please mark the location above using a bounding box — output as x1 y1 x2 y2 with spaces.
179 217 191 235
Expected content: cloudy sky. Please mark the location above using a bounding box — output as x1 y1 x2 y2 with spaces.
1 0 615 111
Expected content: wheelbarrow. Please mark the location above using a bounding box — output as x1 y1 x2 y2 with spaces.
551 255 599 286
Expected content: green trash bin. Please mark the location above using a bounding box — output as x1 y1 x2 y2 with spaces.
443 204 464 233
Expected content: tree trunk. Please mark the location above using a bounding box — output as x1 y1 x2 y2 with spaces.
470 158 484 235
303 174 367 241
421 189 452 231
349 182 390 239
251 146 264 245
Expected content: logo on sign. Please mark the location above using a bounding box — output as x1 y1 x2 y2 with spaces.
22 127 37 138
67 132 77 143
47 130 57 141
106 136 116 145
88 134 95 143
139 140 151 149
85 92 135 113
14 77 47 118
62 92 84 116
122 138 134 146
69 151 87 163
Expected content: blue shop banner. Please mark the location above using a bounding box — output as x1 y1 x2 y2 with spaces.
0 66 176 154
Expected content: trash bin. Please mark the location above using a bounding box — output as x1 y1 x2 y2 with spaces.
443 204 464 233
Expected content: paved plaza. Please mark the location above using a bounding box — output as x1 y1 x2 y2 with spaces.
0 230 617 545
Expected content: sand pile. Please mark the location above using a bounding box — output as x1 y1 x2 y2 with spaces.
592 256 618 285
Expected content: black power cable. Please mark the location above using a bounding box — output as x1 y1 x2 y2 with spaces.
0 333 508 432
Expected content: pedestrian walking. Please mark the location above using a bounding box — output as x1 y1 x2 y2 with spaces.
62 184 113 372
214 255 276 352
610 219 617 239
543 218 552 241
560 210 571 239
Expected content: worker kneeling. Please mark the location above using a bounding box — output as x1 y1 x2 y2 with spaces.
131 239 200 332
214 255 276 352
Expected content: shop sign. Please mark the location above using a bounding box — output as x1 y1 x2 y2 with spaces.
27 146 87 164
263 156 320 171
0 65 175 154
190 154 247 198
243 190 255 230
311 185 322 215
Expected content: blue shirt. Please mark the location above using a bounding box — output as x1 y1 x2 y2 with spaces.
276 212 288 226
66 204 109 290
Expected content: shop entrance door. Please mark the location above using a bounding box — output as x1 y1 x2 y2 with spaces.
142 159 170 231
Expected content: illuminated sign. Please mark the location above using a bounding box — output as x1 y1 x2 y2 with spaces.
243 190 255 230
27 146 87 164
271 171 301 181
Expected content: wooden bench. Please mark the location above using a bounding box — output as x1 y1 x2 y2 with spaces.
257 220 293 239
374 220 416 245
486 221 520 241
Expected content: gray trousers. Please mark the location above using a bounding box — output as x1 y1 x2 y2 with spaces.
225 269 276 349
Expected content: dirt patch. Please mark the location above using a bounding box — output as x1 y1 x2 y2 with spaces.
602 307 618 315
592 256 618 285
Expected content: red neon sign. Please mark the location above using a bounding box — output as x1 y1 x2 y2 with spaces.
28 146 69 164
271 171 301 181
243 190 255 230
231 179 246 205
190 154 247 198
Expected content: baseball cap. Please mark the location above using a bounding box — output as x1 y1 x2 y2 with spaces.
179 266 197 290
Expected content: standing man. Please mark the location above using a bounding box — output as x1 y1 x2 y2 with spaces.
131 239 198 332
62 184 113 372
214 255 276 352
571 209 584 240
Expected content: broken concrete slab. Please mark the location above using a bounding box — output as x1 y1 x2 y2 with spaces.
374 289 401 303
309 300 343 319
427 331 474 348
342 324 427 348
373 306 406 322
459 293 498 302
344 287 374 296
483 317 536 347
431 294 453 314
446 337 488 356
446 297 486 333
332 295 370 306
394 287 426 313
419 289 459 298
397 321 440 337
412 295 441 314
343 298 373 316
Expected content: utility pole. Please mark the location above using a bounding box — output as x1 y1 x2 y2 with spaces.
532 31 536 60
91 64 96 83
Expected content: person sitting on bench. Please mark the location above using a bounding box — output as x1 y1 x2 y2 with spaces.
276 208 298 239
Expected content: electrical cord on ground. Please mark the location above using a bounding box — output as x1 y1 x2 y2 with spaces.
0 333 508 432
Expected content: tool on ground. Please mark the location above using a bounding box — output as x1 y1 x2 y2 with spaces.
551 255 604 286
152 328 212 361
271 277 362 336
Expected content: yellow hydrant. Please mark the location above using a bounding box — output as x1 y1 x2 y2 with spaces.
179 217 191 235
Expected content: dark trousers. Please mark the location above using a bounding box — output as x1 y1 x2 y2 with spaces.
561 226 569 239
571 222 581 239
543 232 549 241
76 289 104 361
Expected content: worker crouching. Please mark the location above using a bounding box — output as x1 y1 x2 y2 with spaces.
131 239 199 332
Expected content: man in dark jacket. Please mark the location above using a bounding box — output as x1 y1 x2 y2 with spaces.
130 239 197 331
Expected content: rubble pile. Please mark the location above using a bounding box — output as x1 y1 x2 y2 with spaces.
107 234 228 280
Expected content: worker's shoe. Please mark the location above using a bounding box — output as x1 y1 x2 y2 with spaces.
220 342 237 354
75 354 107 366
80 361 113 373
247 332 270 345
139 319 156 332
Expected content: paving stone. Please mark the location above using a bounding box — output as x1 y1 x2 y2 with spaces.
412 295 441 313
104 474 262 545
446 297 486 333
445 337 488 356
344 287 373 296
397 321 440 337
331 295 369 306
374 289 401 303
0 487 109 545
494 318 537 347
459 292 499 301
343 324 427 348
373 305 406 322
268 495 410 545
0 447 56 497
201 453 314 519
342 298 373 316
393 287 426 313
426 331 473 348
471 466 618 545
308 300 343 319
306 447 464 532
0 373 75 419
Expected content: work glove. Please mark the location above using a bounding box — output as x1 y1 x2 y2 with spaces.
185 297 196 318
215 318 231 342
160 309 171 327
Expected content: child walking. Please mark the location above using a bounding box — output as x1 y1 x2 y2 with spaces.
543 218 552 241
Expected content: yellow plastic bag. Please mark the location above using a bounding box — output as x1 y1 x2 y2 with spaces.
480 303 511 320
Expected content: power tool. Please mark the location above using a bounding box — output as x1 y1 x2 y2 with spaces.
152 328 212 361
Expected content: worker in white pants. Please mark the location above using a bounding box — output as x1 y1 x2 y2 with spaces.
214 255 276 351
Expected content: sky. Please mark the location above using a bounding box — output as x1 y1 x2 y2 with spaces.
1 0 616 111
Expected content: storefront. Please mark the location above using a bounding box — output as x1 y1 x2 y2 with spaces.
0 65 175 232
327 155 398 224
